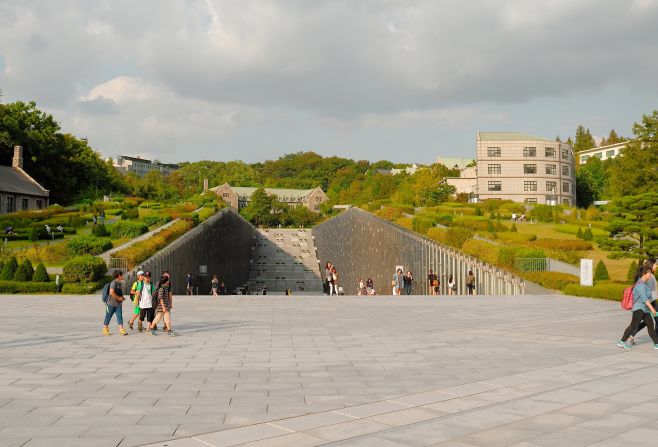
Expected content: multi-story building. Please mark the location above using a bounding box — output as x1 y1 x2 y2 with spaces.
113 155 179 177
0 146 50 215
209 183 328 213
476 132 576 205
578 141 627 164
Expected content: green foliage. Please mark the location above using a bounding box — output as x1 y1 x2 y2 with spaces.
121 208 140 219
582 228 593 241
66 236 113 256
510 223 518 233
32 262 50 282
529 205 556 223
0 281 59 294
628 260 640 282
13 259 34 281
486 219 495 232
0 256 18 280
607 192 658 257
530 239 593 251
427 227 473 249
92 224 109 237
110 221 149 239
61 276 112 294
412 217 435 234
576 227 583 239
594 260 610 281
562 282 627 301
63 255 107 283
522 272 579 290
573 124 596 153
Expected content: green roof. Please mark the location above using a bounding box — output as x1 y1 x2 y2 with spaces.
477 132 552 142
232 186 314 199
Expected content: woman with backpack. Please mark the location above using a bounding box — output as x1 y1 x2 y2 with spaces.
618 266 658 349
627 259 657 344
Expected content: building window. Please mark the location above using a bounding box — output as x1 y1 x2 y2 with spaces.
581 155 589 163
524 164 537 174
594 153 603 159
524 198 537 203
222 193 229 198
523 147 536 157
546 181 557 192
36 200 43 209
545 147 556 157
562 165 569 176
487 147 501 157
562 182 570 193
524 181 537 191
316 197 322 202
545 164 556 175
487 164 501 174
6 196 14 213
488 181 502 191
562 149 569 159
21 198 29 210
314 205 320 211
606 150 615 158
562 199 570 205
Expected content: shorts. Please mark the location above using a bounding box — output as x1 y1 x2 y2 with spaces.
133 305 140 315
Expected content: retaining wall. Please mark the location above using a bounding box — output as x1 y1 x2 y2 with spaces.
313 208 525 296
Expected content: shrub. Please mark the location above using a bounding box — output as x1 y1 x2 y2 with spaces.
141 215 172 227
112 219 193 268
110 221 149 239
510 223 518 233
0 281 59 294
628 260 640 282
576 227 583 239
67 236 113 256
522 272 579 290
496 232 537 243
461 239 501 265
33 262 50 282
61 277 111 294
412 217 435 234
486 220 496 233
562 282 627 301
428 227 473 249
395 217 413 230
13 259 34 282
529 204 556 223
0 260 3 272
583 228 594 241
594 260 610 281
121 208 140 219
530 239 593 251
0 257 18 280
63 255 107 283
92 224 109 237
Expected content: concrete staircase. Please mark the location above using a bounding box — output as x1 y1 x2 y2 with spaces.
246 229 324 295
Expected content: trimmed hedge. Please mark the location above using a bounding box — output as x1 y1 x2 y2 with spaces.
594 260 610 281
61 277 112 294
522 272 579 290
63 255 107 282
0 281 59 294
427 227 473 249
530 239 593 251
562 282 627 301
13 259 34 282
33 263 50 282
67 236 113 256
141 215 172 227
0 257 18 280
496 232 537 243
110 221 149 239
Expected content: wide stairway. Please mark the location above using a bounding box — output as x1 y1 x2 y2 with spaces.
246 229 324 295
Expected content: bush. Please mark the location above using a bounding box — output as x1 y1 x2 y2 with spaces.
63 255 107 283
0 280 59 294
486 220 495 232
0 260 3 272
92 224 109 237
576 227 583 239
530 239 593 251
496 232 537 243
395 217 413 230
594 260 610 281
628 260 641 282
110 221 149 239
529 204 556 223
412 217 435 234
141 215 172 227
32 262 50 282
427 227 473 249
67 236 113 256
522 272 579 290
121 208 140 219
0 257 18 280
562 282 627 301
583 228 594 241
510 223 518 233
461 239 501 265
13 259 34 282
61 277 112 294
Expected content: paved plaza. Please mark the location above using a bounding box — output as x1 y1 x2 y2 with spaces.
1 294 658 447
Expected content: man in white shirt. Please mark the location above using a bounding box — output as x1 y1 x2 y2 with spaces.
137 272 156 335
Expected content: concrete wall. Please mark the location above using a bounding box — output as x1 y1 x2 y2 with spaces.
123 207 258 295
313 208 525 296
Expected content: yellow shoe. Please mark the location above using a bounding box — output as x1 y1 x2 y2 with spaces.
102 327 111 336
119 328 128 336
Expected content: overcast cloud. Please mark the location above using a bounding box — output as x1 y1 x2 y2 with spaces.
1 0 657 163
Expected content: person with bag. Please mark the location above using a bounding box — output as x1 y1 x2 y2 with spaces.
137 271 157 335
102 270 127 336
150 274 175 336
466 271 476 295
618 266 658 349
127 271 145 331
627 259 657 344
427 269 437 296
447 274 456 295
403 271 413 295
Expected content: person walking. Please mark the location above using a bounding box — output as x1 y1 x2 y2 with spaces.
628 259 657 344
102 270 127 336
186 273 194 295
466 271 476 295
392 268 403 296
324 262 332 295
137 271 156 334
211 274 219 296
358 277 366 296
366 278 374 295
447 274 456 295
619 266 658 349
403 271 413 295
330 266 338 295
150 274 175 336
127 271 144 331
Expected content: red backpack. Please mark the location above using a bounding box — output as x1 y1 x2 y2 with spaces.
621 281 639 310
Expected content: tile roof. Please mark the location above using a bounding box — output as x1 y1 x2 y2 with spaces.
0 166 49 197
477 132 551 142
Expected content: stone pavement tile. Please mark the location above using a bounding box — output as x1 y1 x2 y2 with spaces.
505 412 586 432
530 389 601 406
460 426 544 447
576 413 650 434
337 401 410 418
329 436 412 447
618 400 658 416
366 407 446 427
375 420 475 447
437 382 501 397
302 419 393 442
528 426 614 447
233 432 326 447
140 438 209 447
559 400 629 418
174 423 232 437
195 423 291 446
0 439 29 447
56 415 138 426
613 426 658 442
22 436 124 447
0 414 61 427
387 391 455 406
83 424 177 437
422 396 491 414
269 411 355 431
138 413 225 426
0 424 90 438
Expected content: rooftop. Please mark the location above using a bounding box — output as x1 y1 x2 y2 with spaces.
0 166 49 197
477 131 555 142
209 184 318 199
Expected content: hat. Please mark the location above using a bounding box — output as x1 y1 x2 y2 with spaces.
136 270 145 276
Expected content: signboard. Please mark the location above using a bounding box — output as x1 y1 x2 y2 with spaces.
199 265 208 274
580 259 593 286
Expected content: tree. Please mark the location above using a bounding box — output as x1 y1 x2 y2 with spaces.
573 125 596 153
0 256 18 280
13 259 34 281
33 262 50 282
594 260 610 281
240 188 275 227
600 129 625 146
582 228 593 241
607 192 658 257
576 227 583 239
627 260 639 283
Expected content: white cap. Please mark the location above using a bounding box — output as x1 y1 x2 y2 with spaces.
136 271 145 276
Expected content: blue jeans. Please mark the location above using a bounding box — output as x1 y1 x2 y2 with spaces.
103 305 123 326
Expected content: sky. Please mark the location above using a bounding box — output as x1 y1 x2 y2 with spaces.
1 0 657 164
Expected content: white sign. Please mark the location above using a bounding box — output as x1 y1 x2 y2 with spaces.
580 259 593 286
396 265 404 273
199 265 208 274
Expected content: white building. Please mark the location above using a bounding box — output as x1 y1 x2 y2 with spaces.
578 141 627 164
113 155 179 177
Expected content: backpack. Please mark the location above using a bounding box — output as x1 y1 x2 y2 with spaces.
101 282 112 304
621 281 639 310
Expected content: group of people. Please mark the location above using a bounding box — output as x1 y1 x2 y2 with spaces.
428 269 475 295
210 274 227 295
618 259 658 349
102 269 175 336
357 277 376 296
324 262 340 295
43 224 64 234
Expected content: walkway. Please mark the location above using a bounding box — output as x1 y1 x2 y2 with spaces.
0 294 654 447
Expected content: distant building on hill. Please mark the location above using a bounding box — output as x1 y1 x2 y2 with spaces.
376 163 422 176
445 132 576 206
209 183 328 213
578 141 628 164
435 157 474 170
112 155 179 177
0 146 50 215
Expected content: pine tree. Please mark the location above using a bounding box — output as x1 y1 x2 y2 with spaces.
0 257 18 280
627 260 640 283
583 228 593 241
510 223 518 233
573 125 597 153
576 227 583 239
594 260 610 281
13 259 34 282
487 219 496 233
33 263 50 282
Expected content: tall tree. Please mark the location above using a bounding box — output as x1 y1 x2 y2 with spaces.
600 129 625 146
607 192 658 257
573 125 596 153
